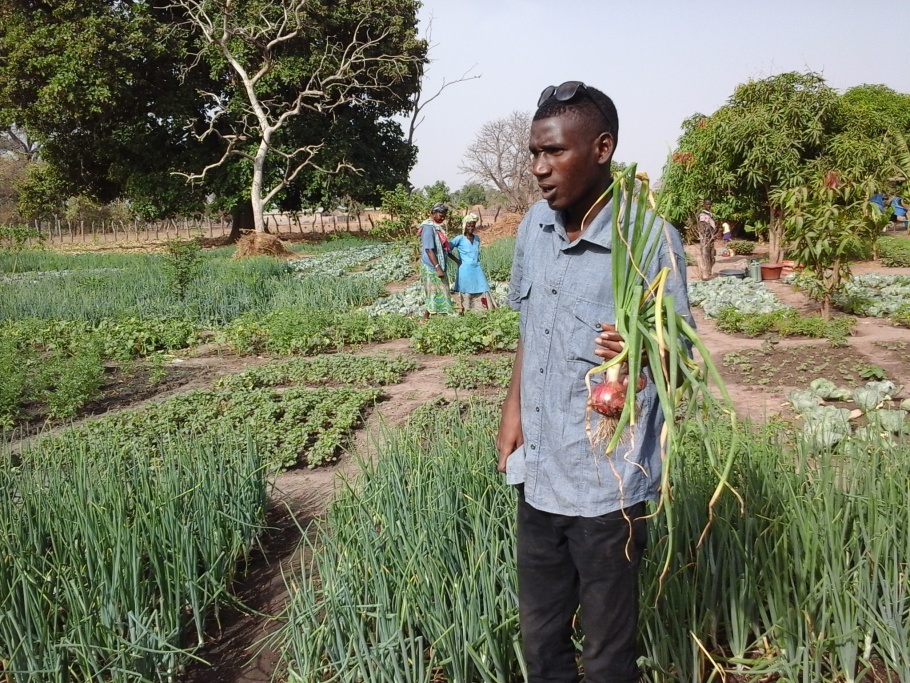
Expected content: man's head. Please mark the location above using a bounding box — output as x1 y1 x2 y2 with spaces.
530 81 618 217
703 199 713 210
431 202 448 224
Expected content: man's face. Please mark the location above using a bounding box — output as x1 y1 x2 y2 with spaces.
431 211 446 224
529 114 613 215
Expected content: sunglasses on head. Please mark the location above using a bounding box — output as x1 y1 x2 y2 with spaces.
537 81 611 129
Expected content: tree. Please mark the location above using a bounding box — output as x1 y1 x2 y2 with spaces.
661 72 910 264
460 110 537 212
0 0 425 236
0 1 219 221
775 173 888 319
452 182 487 208
174 0 426 233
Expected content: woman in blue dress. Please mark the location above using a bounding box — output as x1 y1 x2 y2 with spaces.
450 213 495 313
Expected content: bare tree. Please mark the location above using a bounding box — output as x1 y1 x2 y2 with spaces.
171 0 423 233
460 110 536 212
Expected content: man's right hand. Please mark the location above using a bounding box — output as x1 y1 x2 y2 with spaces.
496 401 523 473
496 339 524 473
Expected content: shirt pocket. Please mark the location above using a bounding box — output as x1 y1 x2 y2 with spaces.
567 297 614 365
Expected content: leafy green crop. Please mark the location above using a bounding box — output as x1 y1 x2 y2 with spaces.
714 307 855 344
411 308 519 355
220 310 416 355
38 385 379 471
877 236 910 267
727 239 755 255
444 354 514 389
216 353 416 390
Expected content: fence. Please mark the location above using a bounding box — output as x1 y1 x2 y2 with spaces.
10 207 506 247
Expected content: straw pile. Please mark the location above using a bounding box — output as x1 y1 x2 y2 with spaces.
233 232 296 259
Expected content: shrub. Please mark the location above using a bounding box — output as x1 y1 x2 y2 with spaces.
37 340 105 419
727 240 755 255
877 236 910 267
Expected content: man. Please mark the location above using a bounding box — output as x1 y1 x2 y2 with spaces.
496 81 693 682
418 202 455 319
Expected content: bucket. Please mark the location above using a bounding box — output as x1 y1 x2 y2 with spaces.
717 268 746 279
760 263 784 280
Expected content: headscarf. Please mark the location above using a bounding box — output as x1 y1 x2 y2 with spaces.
461 212 479 233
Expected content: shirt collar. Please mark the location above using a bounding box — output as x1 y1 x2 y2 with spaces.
540 200 615 250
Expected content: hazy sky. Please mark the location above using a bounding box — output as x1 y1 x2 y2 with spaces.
404 0 910 192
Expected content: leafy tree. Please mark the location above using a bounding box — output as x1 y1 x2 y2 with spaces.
775 172 888 319
0 0 425 236
421 181 451 206
453 182 487 208
373 183 428 238
662 73 910 264
0 1 218 221
175 0 426 233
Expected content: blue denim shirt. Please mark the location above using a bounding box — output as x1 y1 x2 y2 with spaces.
505 199 694 517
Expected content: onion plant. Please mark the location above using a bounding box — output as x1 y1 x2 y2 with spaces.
582 166 739 582
0 428 268 682
281 396 910 681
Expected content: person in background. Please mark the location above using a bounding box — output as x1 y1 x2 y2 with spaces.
418 203 455 320
891 194 908 229
450 213 495 313
497 80 693 683
697 199 717 239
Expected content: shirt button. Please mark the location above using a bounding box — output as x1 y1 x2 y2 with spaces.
530 444 536 450
551 288 557 295
545 328 550 334
539 367 544 373
535 406 540 412
595 323 602 330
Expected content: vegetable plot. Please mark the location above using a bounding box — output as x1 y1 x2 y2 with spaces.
583 167 740 580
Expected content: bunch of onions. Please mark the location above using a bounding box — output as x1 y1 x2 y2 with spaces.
583 165 740 584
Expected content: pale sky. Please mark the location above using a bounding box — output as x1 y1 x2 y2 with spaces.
404 0 910 191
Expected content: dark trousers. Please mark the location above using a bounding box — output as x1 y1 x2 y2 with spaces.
516 489 646 683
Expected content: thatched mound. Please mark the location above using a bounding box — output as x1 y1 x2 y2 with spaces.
233 232 297 259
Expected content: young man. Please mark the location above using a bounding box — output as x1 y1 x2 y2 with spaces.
496 81 694 682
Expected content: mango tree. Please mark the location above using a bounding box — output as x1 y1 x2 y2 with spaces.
774 173 888 320
661 73 910 264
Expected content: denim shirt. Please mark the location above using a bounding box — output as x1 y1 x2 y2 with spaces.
505 199 694 517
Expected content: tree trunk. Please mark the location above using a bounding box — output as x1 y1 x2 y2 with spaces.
696 220 717 280
697 243 715 281
229 199 255 242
